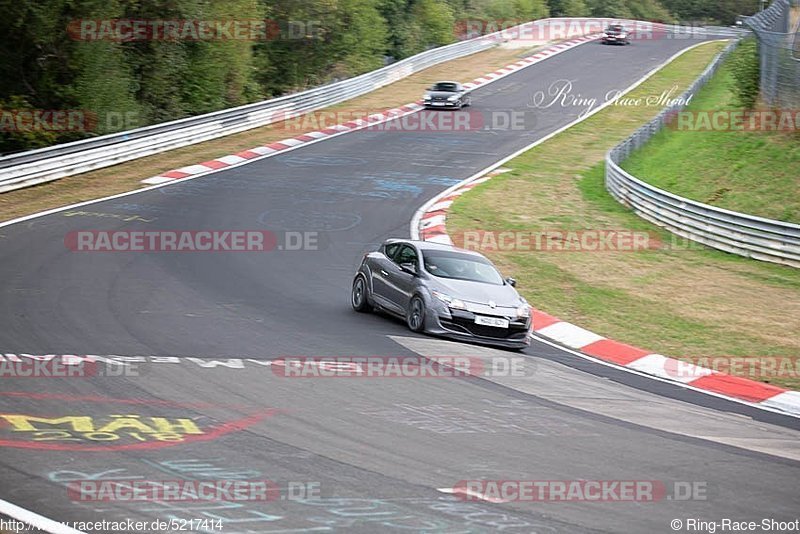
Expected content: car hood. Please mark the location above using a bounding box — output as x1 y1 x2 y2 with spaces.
430 278 521 307
427 90 458 98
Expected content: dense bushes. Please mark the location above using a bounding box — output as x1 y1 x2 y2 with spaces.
729 38 760 108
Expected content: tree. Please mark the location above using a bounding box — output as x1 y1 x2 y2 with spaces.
586 0 633 18
181 0 265 113
335 0 390 73
416 0 456 48
730 37 760 108
559 0 591 17
660 0 759 24
626 0 673 21
72 40 140 134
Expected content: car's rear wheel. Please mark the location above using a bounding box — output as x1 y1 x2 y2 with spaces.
407 296 426 332
351 275 372 312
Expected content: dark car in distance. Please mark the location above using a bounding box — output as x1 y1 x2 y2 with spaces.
423 81 472 109
601 24 631 45
351 239 532 349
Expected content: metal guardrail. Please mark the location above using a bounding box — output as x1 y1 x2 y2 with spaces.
0 19 745 194
0 28 505 193
605 39 800 268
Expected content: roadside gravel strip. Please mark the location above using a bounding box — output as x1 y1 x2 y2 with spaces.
411 43 800 418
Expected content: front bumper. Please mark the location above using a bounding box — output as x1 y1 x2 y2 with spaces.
426 308 531 349
424 100 460 108
602 36 627 44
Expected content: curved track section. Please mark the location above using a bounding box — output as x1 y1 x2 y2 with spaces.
1 36 799 533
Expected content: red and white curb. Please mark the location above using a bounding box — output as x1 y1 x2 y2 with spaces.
141 35 599 186
413 169 800 418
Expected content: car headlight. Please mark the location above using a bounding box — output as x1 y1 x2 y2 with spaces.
516 303 531 318
432 290 466 310
447 95 459 102
423 94 431 100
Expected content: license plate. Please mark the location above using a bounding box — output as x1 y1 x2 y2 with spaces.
432 102 446 106
475 315 509 328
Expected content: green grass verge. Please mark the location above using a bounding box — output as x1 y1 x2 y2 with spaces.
621 41 800 223
447 40 800 390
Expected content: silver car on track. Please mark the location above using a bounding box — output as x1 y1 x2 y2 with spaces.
351 239 532 349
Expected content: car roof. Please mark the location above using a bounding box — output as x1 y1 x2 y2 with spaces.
433 81 460 86
383 238 485 257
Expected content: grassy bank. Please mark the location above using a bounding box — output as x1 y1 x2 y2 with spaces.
622 42 800 223
447 40 800 390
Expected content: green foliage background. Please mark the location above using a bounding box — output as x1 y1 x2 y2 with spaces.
0 0 760 153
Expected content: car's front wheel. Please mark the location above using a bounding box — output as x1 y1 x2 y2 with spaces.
406 296 426 332
351 275 372 312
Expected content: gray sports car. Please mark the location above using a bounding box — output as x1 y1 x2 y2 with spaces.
351 239 532 349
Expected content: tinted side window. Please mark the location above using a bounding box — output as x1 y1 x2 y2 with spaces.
384 243 400 259
394 245 418 266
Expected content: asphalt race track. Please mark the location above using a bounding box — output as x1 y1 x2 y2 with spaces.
1 35 799 533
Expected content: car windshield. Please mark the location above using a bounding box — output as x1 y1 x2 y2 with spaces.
606 25 624 32
432 82 458 92
422 250 504 285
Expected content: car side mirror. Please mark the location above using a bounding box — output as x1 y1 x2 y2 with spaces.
505 277 517 287
400 262 417 275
